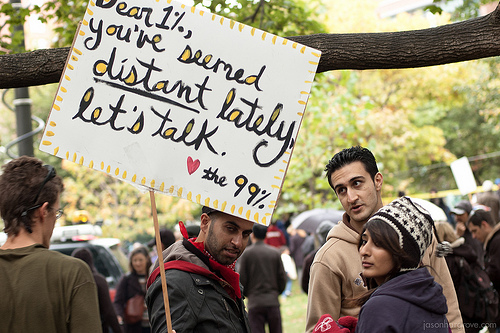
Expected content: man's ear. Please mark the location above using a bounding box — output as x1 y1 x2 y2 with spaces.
374 172 383 191
33 202 50 222
200 213 211 233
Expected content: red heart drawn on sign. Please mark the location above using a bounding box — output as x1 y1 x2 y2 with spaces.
187 157 200 175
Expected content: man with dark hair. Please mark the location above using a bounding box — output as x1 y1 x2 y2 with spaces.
305 146 463 333
148 228 176 252
467 209 500 290
0 156 101 332
467 209 500 329
146 206 254 332
238 224 287 333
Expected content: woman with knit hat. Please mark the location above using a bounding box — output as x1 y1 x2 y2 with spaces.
314 197 450 333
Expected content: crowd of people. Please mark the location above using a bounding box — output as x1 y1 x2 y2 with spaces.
2 148 500 332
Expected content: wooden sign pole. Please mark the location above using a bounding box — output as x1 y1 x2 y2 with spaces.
149 190 173 333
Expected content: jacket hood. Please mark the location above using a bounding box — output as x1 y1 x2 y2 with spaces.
326 213 360 246
371 267 447 315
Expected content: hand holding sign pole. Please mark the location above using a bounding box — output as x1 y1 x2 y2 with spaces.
39 0 321 330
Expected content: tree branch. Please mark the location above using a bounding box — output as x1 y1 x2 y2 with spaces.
288 2 500 73
0 3 499 89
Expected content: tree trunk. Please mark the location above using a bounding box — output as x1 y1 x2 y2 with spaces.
0 2 498 89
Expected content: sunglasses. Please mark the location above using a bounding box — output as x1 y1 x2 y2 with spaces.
21 165 62 220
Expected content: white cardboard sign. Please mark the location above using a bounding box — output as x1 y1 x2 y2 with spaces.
450 156 477 195
39 0 321 225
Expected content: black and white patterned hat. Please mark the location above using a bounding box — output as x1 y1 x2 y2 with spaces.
367 196 434 271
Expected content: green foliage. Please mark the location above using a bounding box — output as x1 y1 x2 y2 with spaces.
0 0 87 53
37 0 89 48
425 0 493 20
280 65 457 211
0 2 40 52
191 0 327 36
0 0 326 54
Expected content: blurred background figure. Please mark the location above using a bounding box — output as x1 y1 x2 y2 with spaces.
288 227 307 283
301 221 335 294
438 223 490 333
466 209 500 330
477 180 500 224
147 228 176 252
275 213 291 245
238 224 287 333
147 228 176 265
265 221 287 248
184 223 200 239
279 246 297 299
451 200 484 266
495 179 500 201
114 246 152 333
72 247 122 333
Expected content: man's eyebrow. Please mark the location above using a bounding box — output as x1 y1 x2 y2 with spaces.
333 175 365 192
226 221 254 234
225 221 240 228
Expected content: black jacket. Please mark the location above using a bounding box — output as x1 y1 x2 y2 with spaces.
146 240 250 333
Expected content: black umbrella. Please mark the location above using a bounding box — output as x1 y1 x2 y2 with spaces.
291 208 344 234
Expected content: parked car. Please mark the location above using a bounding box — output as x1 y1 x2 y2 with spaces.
49 224 127 301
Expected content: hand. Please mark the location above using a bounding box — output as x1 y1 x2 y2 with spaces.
456 222 466 237
338 316 358 333
314 314 350 333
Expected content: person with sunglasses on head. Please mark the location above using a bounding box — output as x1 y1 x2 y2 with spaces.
0 156 101 332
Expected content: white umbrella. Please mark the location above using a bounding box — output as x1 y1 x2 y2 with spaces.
291 208 344 234
408 197 448 222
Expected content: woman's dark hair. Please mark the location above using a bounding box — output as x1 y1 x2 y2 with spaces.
349 219 413 307
129 246 152 275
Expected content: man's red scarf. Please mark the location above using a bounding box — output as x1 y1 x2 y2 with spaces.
147 221 242 300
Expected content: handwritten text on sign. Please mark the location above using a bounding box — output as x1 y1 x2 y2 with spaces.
40 0 321 225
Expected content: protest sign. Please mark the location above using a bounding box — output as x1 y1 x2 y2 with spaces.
450 156 477 195
40 0 321 225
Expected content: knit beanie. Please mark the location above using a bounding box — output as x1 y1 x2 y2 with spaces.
367 196 434 271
